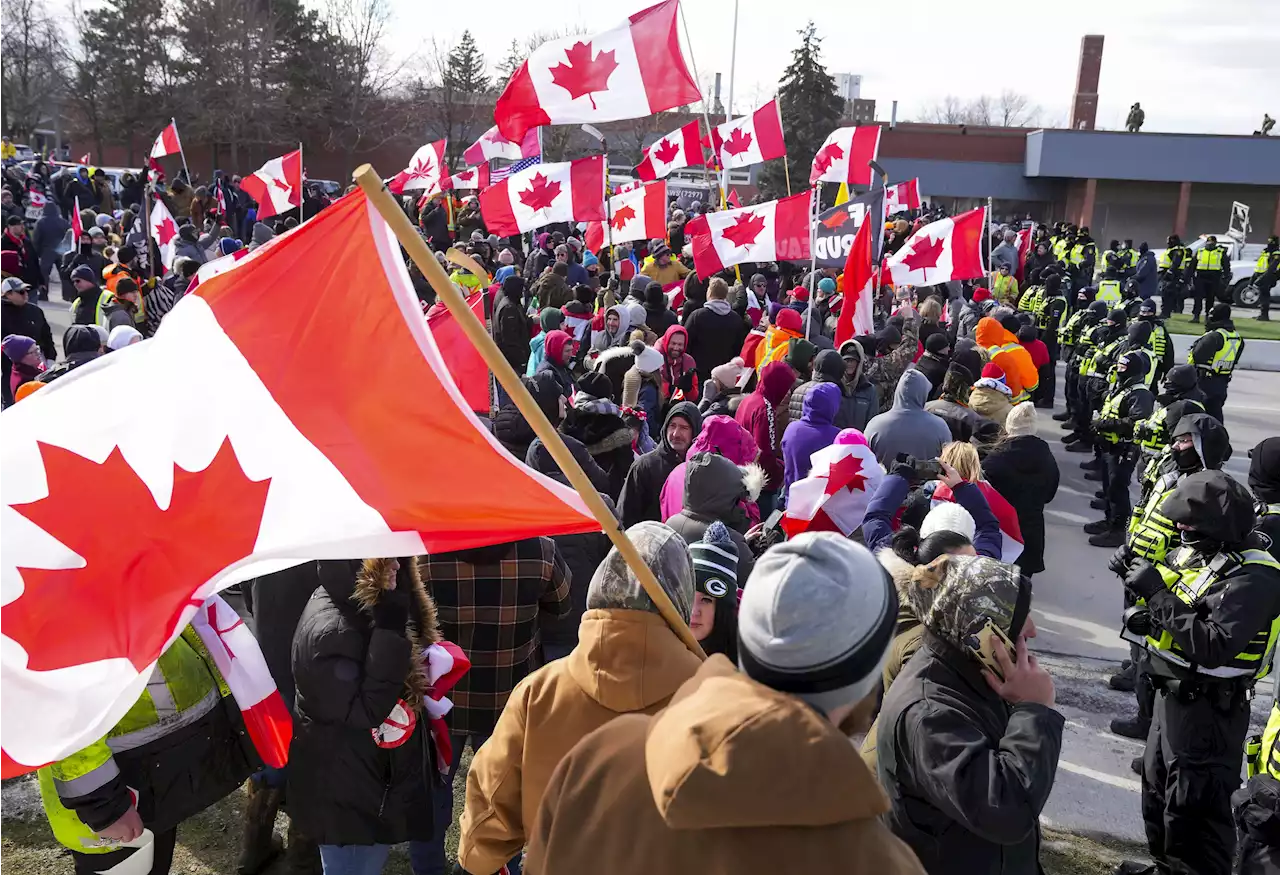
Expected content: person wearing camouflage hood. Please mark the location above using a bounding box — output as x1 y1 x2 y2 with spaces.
876 554 1063 875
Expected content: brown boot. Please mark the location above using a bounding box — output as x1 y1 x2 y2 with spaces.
285 818 323 875
236 780 284 875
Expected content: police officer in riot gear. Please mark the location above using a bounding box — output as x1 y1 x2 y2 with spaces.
1250 235 1279 322
1158 235 1191 318
1134 299 1172 385
1188 303 1244 423
1191 235 1230 322
1084 349 1156 548
1115 472 1280 875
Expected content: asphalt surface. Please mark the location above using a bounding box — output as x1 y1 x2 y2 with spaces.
1030 363 1277 849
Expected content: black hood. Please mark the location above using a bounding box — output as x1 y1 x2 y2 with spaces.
1172 412 1232 471
1250 437 1280 502
63 324 102 355
1159 364 1199 400
1127 321 1152 346
1160 470 1257 546
1116 349 1151 387
812 348 844 383
661 400 703 453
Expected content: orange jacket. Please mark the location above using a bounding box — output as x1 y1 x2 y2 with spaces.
975 317 1039 401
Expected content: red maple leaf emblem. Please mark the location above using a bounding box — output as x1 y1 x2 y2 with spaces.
611 204 637 231
518 173 562 212
3 439 271 673
720 211 767 249
824 452 868 497
455 170 475 182
154 216 178 246
820 209 848 230
271 176 292 194
900 234 946 275
812 142 845 177
485 129 512 145
722 127 754 157
549 40 619 110
653 138 680 165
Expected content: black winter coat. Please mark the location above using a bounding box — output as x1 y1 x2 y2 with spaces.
913 352 949 400
561 403 636 500
683 303 748 376
492 291 530 375
1 298 56 405
878 632 1064 875
289 558 441 846
982 435 1059 575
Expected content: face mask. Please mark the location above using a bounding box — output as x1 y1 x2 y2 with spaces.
1180 529 1220 554
1174 445 1202 474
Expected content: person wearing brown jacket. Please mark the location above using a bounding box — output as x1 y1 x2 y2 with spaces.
457 522 700 875
523 533 926 875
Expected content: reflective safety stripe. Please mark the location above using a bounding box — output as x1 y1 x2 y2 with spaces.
1197 248 1225 271
52 756 119 799
1099 385 1136 443
1210 330 1243 374
1097 280 1122 305
1262 700 1280 780
1150 325 1168 359
146 664 177 719
106 687 219 755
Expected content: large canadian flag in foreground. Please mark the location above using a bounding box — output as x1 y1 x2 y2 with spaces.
810 125 882 186
240 149 303 220
583 179 667 252
462 124 540 166
0 189 598 777
686 191 812 279
388 140 447 196
781 436 884 538
884 206 987 287
493 0 701 142
635 119 703 181
709 100 786 170
479 155 605 237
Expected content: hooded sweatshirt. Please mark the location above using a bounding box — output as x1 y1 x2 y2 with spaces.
618 401 703 527
659 415 759 522
666 452 761 587
526 308 565 377
656 324 699 403
524 656 928 875
457 524 702 875
781 381 842 496
590 304 632 353
864 369 952 467
974 317 1039 402
735 360 795 491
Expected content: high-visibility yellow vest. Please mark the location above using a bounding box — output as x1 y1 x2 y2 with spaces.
1128 470 1180 562
1257 252 1271 272
1197 247 1225 271
1189 328 1243 375
1053 238 1069 261
1098 384 1140 443
1096 280 1123 306
1144 546 1280 681
1017 286 1042 313
1059 309 1087 347
37 629 227 854
1250 697 1280 779
1037 294 1066 330
993 273 1019 302
1148 323 1169 361
1133 398 1204 453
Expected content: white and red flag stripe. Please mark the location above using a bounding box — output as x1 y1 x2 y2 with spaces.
834 190 883 346
686 191 812 279
493 0 701 142
240 149 303 220
149 121 182 159
0 188 598 777
446 165 491 192
810 125 882 186
932 482 1024 563
150 195 179 272
462 125 540 166
77 153 91 166
781 436 885 537
883 206 988 287
635 119 703 181
388 140 447 196
583 179 667 252
479 155 605 238
1015 227 1033 283
70 196 83 241
883 178 922 215
709 99 786 170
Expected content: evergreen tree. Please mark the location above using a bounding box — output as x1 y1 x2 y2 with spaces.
757 21 843 200
444 30 489 94
496 38 523 84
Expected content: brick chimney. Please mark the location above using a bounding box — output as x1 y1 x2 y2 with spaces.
1070 35 1104 130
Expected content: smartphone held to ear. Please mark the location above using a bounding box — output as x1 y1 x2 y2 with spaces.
965 617 1017 681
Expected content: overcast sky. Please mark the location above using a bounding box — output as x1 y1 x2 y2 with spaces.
382 0 1278 136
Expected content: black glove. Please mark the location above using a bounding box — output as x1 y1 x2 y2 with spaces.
1094 417 1119 432
1125 559 1166 601
891 455 918 483
372 578 412 631
1108 543 1134 577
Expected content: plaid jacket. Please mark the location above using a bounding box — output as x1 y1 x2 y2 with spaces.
422 537 573 736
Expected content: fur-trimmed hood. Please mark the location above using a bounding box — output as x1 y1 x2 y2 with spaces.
681 452 764 519
595 344 636 369
349 557 441 712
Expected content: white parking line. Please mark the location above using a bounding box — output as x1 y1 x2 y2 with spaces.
1058 759 1142 793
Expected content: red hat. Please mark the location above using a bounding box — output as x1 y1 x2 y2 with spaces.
791 285 810 302
972 287 991 303
775 308 802 333
981 362 1006 380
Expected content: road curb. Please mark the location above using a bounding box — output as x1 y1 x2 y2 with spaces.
1170 333 1280 371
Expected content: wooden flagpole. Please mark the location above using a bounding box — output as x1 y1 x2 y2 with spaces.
353 163 705 659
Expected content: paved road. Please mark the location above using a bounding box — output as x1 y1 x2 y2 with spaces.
1031 363 1277 847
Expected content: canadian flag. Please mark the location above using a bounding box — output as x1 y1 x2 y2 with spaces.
781 436 885 537
462 125 540 166
810 125 882 186
615 179 643 195
150 195 179 272
77 153 91 166
635 119 703 181
0 188 598 777
426 290 490 414
240 150 303 220
932 482 1024 563
834 189 883 346
149 121 182 160
583 180 667 252
388 140 447 196
1015 227 1033 283
493 0 701 142
479 155 605 238
884 206 987 287
883 178 922 216
710 100 786 171
446 165 491 192
70 196 83 242
686 191 812 279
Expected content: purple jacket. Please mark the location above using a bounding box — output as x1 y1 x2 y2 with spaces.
862 473 1001 559
781 382 842 499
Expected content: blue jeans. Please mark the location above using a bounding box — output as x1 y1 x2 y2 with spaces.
319 843 391 875
408 733 521 875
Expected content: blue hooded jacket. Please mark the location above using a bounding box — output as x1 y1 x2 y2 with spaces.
781 381 842 499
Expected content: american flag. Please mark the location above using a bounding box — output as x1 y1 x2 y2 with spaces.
490 155 542 183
